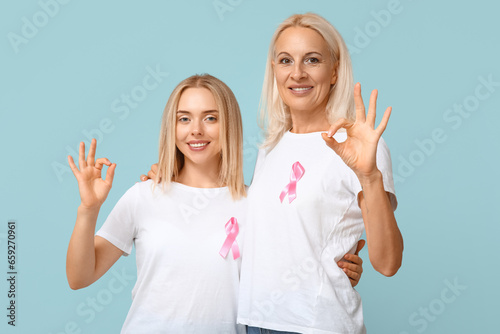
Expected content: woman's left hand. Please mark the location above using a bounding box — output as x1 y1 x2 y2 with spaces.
322 82 391 183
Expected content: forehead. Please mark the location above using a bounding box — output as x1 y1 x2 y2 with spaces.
177 87 217 110
275 27 329 54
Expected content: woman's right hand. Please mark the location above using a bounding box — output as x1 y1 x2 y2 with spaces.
68 138 116 210
322 83 391 184
338 239 365 288
140 163 159 181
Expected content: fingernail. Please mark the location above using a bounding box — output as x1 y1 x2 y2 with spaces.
327 130 333 137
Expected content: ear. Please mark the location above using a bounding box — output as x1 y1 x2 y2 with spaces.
331 72 337 85
330 60 339 85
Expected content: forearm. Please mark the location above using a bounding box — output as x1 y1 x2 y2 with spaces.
358 171 403 276
66 205 100 289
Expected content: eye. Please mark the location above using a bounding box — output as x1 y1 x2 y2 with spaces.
205 115 218 122
278 57 293 65
178 116 190 123
305 57 320 65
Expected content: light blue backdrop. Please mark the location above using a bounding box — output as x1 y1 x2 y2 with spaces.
1 0 499 333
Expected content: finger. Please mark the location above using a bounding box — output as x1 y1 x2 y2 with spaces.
147 170 157 181
140 174 149 181
339 259 363 274
326 117 351 137
87 138 97 166
95 158 111 171
78 142 87 169
353 82 366 122
354 239 366 255
105 163 116 185
366 89 378 128
151 163 158 173
349 277 359 288
375 106 392 136
322 117 351 155
67 155 79 176
343 253 363 266
321 132 341 153
343 267 361 283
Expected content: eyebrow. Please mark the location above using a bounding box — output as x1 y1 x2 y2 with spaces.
276 51 323 58
176 110 219 114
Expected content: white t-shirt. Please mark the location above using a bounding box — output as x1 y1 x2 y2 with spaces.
237 131 397 334
96 180 247 334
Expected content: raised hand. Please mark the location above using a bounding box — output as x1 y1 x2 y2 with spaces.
68 139 116 210
322 83 391 182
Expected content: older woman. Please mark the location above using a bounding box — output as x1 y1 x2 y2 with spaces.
236 13 403 334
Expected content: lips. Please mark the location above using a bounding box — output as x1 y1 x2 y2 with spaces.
290 86 313 91
187 141 210 151
288 85 314 96
189 142 208 148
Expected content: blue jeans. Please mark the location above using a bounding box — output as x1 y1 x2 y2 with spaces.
247 326 299 334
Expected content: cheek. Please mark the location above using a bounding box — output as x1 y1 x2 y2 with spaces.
274 69 288 85
174 136 182 152
318 67 335 86
210 125 220 142
175 125 187 143
175 128 181 142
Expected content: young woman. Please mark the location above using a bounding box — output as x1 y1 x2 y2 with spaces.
236 13 403 334
66 74 248 333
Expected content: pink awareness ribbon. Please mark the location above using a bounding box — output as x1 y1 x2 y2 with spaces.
219 217 240 260
279 161 305 203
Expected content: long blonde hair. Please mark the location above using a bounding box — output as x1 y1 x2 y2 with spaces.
260 13 355 149
157 74 246 199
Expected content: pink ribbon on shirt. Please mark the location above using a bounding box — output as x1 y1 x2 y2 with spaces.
219 217 240 260
279 161 305 203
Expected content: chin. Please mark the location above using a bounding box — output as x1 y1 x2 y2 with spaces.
289 103 317 113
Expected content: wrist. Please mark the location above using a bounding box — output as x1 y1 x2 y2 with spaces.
77 204 101 217
356 170 383 188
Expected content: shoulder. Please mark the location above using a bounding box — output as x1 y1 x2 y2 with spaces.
119 179 157 201
256 147 269 160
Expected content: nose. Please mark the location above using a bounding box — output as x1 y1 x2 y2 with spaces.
190 119 203 136
291 62 306 80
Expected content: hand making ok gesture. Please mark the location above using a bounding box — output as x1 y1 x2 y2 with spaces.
322 82 392 183
68 138 116 210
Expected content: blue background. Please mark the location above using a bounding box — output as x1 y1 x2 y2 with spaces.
1 0 499 333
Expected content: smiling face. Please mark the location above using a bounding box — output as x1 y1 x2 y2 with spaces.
273 27 337 116
175 87 221 169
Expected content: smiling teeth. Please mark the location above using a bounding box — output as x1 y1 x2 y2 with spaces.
189 143 208 147
291 87 312 91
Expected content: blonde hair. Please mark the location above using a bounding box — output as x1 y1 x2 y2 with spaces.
260 12 355 149
157 74 246 199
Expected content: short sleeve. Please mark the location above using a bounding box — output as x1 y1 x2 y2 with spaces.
376 137 398 211
96 185 138 256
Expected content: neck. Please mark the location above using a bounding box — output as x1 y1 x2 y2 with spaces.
175 158 223 188
289 107 330 133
